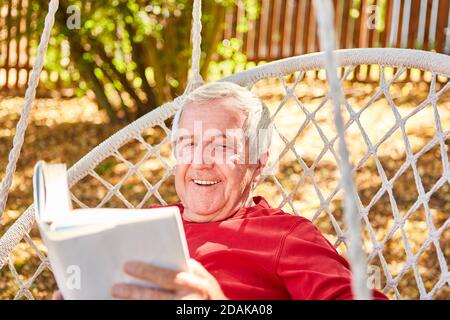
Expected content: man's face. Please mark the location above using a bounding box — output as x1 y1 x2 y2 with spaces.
174 97 263 222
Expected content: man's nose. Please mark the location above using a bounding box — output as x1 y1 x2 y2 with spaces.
192 143 214 167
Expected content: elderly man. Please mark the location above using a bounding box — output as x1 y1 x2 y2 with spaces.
56 82 387 300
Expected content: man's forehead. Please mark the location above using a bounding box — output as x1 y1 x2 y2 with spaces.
180 99 246 125
175 129 245 141
185 96 241 109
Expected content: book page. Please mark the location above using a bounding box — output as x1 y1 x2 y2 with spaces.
42 206 189 299
33 161 71 224
49 207 180 232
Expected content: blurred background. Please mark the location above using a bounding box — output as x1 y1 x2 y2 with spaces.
0 0 449 299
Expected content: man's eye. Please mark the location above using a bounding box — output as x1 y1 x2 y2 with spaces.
216 144 230 150
178 142 194 151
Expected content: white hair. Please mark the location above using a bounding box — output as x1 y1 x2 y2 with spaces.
171 81 272 162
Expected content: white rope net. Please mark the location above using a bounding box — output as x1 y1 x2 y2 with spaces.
0 57 448 299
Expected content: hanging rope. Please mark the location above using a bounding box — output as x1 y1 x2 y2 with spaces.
0 0 60 219
313 0 372 300
184 0 204 94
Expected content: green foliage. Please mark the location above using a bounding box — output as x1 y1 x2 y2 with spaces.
31 0 260 123
208 38 258 81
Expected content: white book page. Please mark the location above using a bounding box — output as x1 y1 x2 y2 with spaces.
49 207 180 231
44 207 189 299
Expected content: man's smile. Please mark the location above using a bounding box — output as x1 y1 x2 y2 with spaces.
191 179 222 187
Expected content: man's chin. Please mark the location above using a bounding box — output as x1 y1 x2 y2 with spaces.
184 202 225 222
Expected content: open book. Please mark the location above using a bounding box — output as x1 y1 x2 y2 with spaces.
32 161 190 300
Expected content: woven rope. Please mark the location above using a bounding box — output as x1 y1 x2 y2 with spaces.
0 0 401 300
313 0 370 299
1 49 448 300
0 0 59 219
184 0 204 94
0 49 450 299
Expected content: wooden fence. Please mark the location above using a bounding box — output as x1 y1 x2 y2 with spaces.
0 0 38 95
225 0 450 61
1 0 449 94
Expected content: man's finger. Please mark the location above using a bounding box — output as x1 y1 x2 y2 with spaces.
123 261 180 290
174 272 210 299
111 283 174 300
186 259 228 300
188 259 214 279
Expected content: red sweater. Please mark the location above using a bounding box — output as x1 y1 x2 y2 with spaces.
155 196 387 300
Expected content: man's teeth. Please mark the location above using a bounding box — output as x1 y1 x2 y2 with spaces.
193 180 220 185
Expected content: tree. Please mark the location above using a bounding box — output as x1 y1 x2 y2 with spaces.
38 0 260 123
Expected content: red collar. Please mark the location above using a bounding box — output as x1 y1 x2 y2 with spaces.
175 196 273 222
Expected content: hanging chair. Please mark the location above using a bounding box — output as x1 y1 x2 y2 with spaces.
0 0 449 300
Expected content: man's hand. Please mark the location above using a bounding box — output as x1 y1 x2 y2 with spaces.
111 259 227 300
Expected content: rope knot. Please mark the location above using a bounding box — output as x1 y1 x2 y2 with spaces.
184 76 205 95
